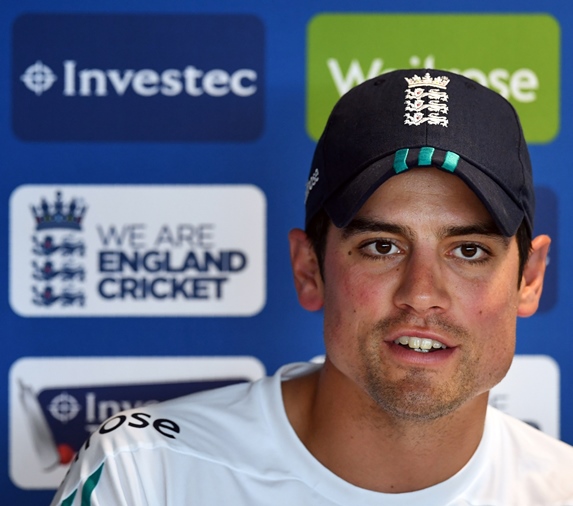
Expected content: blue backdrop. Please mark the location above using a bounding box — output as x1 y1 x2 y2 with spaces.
2 0 572 503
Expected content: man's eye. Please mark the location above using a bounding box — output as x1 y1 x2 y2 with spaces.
363 241 400 256
452 244 486 260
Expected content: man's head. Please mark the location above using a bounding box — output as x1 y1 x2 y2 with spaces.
289 69 550 420
303 69 537 283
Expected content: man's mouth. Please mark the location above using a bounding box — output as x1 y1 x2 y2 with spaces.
393 336 448 353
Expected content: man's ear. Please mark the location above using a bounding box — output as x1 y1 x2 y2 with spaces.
288 228 324 311
517 234 551 317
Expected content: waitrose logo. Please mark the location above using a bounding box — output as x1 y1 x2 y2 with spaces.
307 14 560 143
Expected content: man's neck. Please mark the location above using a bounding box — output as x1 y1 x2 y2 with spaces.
281 362 488 493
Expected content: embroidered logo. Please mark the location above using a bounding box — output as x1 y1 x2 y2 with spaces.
404 73 450 127
305 168 320 203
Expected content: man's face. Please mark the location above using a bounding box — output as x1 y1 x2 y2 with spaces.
320 167 525 421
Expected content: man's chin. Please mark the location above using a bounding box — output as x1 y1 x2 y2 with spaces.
363 375 477 423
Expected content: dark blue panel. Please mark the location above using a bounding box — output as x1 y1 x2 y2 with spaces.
12 14 265 141
534 186 558 313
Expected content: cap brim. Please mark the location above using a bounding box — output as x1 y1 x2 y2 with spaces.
453 159 524 236
324 153 525 236
324 155 395 228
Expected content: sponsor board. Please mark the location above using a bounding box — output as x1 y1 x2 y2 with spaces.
10 185 266 316
489 355 560 437
9 356 266 489
307 14 559 143
13 14 264 141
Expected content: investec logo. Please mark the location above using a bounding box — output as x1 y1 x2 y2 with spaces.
12 14 265 141
20 60 257 99
307 14 560 143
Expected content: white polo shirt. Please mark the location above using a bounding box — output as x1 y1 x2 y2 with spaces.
50 362 573 506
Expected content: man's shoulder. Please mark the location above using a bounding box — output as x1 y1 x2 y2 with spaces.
73 362 316 465
485 407 573 501
51 374 283 505
489 406 573 462
51 362 321 506
89 376 273 458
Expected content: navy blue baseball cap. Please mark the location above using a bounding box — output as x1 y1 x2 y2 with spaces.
304 69 534 237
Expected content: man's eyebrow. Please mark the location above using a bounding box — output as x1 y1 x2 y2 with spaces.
440 224 511 246
341 218 414 240
341 218 511 246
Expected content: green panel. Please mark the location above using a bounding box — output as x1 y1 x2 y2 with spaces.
307 14 560 143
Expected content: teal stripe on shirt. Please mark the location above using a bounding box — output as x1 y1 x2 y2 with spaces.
81 463 105 506
60 490 77 506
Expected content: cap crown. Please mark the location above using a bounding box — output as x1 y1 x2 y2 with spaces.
305 69 534 236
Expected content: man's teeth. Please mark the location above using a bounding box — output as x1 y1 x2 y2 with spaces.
393 336 447 353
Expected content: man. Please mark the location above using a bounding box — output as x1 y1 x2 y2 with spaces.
51 70 573 505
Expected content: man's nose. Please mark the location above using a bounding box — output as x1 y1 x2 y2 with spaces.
392 249 450 316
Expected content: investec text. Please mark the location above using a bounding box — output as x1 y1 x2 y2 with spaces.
62 60 258 97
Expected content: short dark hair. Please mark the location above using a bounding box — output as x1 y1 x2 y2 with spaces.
305 208 532 287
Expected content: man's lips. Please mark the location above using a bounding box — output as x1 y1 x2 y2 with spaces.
384 330 457 350
385 338 457 363
393 336 447 353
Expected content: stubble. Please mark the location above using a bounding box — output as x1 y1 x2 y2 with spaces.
357 313 482 423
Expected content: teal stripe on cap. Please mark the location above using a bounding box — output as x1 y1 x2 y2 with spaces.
442 151 460 172
393 148 409 173
418 146 435 166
